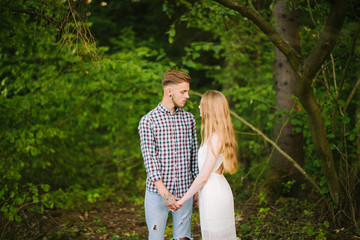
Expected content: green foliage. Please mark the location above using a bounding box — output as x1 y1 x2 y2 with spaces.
296 18 360 201
0 0 179 226
89 0 172 53
282 180 296 194
165 0 276 169
110 233 141 240
237 197 333 239
1 0 360 238
170 1 360 229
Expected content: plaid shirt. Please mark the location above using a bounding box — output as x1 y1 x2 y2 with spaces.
138 103 199 198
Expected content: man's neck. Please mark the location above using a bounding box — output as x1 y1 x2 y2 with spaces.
161 95 175 115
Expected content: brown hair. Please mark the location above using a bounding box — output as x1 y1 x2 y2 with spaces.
162 70 191 87
200 90 238 174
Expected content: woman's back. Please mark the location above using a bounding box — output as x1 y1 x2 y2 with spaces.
197 140 237 240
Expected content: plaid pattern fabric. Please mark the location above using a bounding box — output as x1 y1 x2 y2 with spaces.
138 103 199 198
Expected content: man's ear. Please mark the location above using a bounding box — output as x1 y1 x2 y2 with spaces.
165 86 172 97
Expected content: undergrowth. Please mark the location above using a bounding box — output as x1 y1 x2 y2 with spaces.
2 192 359 239
236 195 358 240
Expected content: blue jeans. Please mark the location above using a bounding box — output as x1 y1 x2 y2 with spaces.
145 190 194 240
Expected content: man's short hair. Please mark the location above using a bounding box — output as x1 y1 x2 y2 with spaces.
162 70 191 87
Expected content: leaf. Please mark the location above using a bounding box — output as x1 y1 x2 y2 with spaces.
327 133 335 139
348 133 355 141
342 117 350 124
36 130 44 139
15 215 21 222
33 195 39 203
41 184 51 192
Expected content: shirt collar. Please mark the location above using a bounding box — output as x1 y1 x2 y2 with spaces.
158 103 182 114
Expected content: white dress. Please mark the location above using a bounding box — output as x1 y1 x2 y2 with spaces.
198 141 237 240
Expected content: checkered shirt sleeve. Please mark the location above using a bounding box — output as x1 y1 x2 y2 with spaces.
138 115 162 183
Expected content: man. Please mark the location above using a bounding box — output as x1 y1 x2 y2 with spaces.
138 69 199 240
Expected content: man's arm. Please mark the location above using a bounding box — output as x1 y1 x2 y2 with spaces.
139 116 179 211
139 116 162 183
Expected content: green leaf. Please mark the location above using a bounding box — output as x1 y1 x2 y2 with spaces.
36 130 44 139
33 196 39 203
348 133 355 141
342 117 350 124
15 215 21 222
327 133 335 139
41 184 51 192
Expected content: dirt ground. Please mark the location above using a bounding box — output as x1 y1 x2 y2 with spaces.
2 197 357 239
2 200 206 240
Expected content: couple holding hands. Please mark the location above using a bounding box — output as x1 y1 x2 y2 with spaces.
139 70 238 240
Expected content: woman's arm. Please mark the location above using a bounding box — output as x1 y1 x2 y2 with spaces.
177 133 222 206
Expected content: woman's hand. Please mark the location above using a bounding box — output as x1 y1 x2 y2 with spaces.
193 192 199 207
176 198 185 209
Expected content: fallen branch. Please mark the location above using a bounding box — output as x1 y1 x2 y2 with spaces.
190 90 321 192
230 109 321 192
344 76 360 112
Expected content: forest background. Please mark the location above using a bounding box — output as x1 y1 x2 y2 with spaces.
1 0 360 239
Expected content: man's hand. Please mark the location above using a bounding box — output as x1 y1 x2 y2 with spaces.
161 192 180 211
154 180 181 211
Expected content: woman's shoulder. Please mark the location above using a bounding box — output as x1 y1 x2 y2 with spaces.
211 132 222 145
202 133 221 145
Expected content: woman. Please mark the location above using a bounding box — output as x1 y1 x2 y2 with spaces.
177 90 238 240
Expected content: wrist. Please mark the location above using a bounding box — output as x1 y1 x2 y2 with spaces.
158 190 170 197
154 180 169 196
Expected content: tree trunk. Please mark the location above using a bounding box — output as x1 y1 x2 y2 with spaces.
268 0 304 198
296 81 341 203
214 0 347 204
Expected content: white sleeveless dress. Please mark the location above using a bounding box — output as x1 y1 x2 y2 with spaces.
198 141 237 240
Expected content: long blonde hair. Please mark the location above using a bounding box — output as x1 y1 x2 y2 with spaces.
200 90 238 174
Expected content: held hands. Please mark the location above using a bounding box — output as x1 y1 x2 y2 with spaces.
175 192 199 210
161 192 181 211
177 198 185 209
161 192 199 211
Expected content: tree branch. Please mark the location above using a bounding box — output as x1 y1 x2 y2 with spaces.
302 0 348 82
344 77 360 112
337 22 360 101
190 91 321 193
7 6 60 28
230 109 321 193
213 0 302 73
